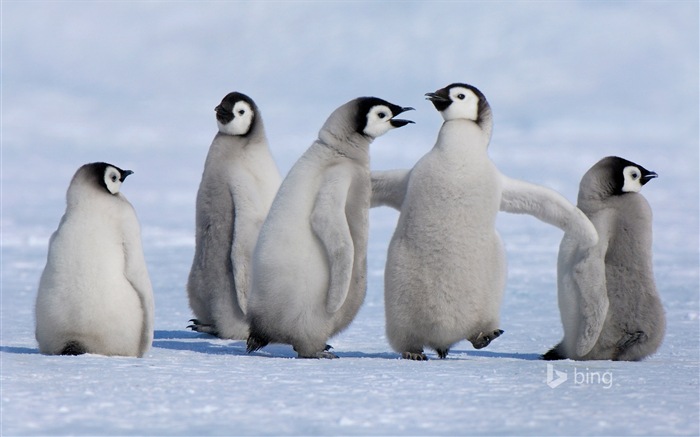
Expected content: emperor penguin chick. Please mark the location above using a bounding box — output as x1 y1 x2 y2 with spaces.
187 92 281 339
381 83 598 360
35 162 154 357
246 97 414 358
544 156 664 361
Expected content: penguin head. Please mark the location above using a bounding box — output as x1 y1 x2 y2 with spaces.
215 92 258 136
581 156 658 199
426 83 491 124
355 97 415 139
100 163 133 195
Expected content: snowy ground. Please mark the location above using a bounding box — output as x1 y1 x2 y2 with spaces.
2 1 699 436
2 145 698 436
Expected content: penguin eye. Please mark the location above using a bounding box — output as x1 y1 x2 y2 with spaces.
457 94 465 100
111 174 118 182
378 112 386 119
238 109 245 116
631 172 639 180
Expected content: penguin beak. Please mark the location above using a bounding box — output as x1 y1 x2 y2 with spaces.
426 89 451 111
425 91 450 103
390 107 415 128
120 170 134 182
641 171 658 185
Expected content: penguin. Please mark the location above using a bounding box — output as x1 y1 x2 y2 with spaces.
544 156 664 361
378 83 599 360
187 92 281 339
246 97 414 358
35 162 154 357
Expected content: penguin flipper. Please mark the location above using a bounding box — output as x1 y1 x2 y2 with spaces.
229 202 251 316
500 175 598 248
570 238 609 357
371 169 410 210
311 167 354 314
122 209 155 357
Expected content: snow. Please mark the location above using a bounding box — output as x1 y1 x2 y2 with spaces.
2 1 699 436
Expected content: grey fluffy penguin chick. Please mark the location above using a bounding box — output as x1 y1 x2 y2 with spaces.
35 162 154 357
376 83 598 360
246 97 414 358
544 156 664 361
187 92 281 339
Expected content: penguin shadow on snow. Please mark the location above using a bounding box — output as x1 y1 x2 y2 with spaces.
152 330 248 356
0 345 40 355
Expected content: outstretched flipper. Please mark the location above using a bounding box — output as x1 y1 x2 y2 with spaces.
370 169 410 210
500 175 598 248
558 212 610 357
311 167 354 314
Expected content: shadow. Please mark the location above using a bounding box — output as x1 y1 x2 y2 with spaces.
152 339 248 355
463 350 543 361
0 346 40 354
153 330 210 340
335 350 400 360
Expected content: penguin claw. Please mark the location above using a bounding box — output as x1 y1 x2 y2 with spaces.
297 350 339 359
470 329 504 349
401 351 428 361
187 320 219 336
436 348 450 359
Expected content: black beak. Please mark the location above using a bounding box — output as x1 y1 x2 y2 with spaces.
425 91 450 103
120 170 134 182
390 107 415 128
641 171 658 185
426 89 451 111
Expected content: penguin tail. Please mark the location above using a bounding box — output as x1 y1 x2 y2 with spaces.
60 340 87 356
246 318 270 353
542 344 565 360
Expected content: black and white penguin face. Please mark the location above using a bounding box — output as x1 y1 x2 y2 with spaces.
621 165 657 193
102 165 133 195
426 83 490 123
584 156 658 198
215 92 256 136
356 97 414 138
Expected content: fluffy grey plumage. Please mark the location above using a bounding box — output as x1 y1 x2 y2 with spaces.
246 97 413 358
187 92 281 339
545 156 664 361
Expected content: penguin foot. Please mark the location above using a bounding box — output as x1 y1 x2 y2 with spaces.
613 330 648 360
401 351 428 361
187 319 219 337
470 329 504 349
436 348 450 359
297 350 339 359
542 345 565 360
60 340 86 356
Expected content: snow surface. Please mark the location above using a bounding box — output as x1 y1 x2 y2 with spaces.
2 2 699 436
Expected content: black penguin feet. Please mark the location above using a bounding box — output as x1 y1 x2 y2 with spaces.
470 329 504 349
613 330 648 360
401 351 428 361
436 348 450 359
186 319 219 337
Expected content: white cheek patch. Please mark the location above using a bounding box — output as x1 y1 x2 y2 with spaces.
104 166 122 195
219 101 254 136
442 88 479 121
363 104 393 138
622 166 643 193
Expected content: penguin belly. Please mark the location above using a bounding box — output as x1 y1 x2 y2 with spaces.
385 163 505 353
